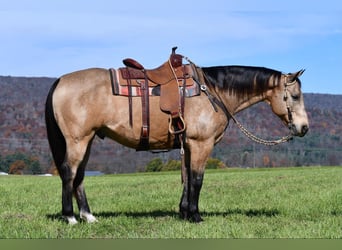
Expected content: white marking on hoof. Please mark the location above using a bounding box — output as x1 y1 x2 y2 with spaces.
80 212 98 223
65 216 78 225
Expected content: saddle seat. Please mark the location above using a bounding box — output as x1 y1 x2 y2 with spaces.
121 52 188 87
119 63 194 87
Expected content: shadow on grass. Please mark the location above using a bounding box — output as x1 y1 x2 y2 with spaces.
331 210 342 216
46 208 279 222
95 208 280 218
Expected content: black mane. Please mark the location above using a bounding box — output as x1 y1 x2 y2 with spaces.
202 66 282 98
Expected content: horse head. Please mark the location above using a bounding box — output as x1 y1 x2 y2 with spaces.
266 69 309 137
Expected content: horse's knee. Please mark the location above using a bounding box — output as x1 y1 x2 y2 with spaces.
193 173 203 184
191 172 204 192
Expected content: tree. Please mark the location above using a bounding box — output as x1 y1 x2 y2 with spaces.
145 158 163 172
9 160 26 175
206 158 227 169
263 155 270 167
29 156 42 174
0 152 42 175
161 160 181 171
0 154 8 172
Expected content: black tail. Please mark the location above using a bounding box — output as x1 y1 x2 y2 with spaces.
45 79 66 168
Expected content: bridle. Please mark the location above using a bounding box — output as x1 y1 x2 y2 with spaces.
283 75 298 134
186 57 297 146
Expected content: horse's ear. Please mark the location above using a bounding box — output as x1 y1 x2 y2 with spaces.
287 69 305 81
297 69 305 77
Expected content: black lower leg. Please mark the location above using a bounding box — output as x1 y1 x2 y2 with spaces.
59 162 74 218
74 184 91 214
179 147 191 220
179 172 204 222
73 141 93 214
188 171 204 222
179 185 189 219
62 184 74 217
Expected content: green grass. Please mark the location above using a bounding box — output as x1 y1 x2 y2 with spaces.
0 167 341 238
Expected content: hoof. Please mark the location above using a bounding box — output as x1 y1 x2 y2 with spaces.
80 212 98 223
190 213 203 223
179 210 189 220
64 216 78 225
179 210 203 223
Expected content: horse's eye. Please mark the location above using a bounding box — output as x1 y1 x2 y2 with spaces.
291 94 300 101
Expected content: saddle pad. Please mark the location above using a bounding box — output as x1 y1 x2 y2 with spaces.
110 68 200 97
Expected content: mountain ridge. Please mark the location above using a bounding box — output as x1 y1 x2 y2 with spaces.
0 75 341 173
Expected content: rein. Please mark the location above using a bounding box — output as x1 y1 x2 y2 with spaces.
227 112 293 146
211 88 293 146
185 57 294 146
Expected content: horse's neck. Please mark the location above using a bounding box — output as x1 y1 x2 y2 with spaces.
228 92 268 114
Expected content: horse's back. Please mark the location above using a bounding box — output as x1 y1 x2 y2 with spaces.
54 68 111 107
58 68 110 91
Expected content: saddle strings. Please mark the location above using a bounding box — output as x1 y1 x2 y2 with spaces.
168 57 187 183
167 58 186 135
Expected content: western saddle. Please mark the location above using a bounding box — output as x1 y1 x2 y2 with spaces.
110 47 199 150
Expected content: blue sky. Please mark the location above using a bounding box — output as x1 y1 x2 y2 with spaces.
0 0 341 94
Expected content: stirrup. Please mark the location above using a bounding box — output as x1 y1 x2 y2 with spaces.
168 114 186 135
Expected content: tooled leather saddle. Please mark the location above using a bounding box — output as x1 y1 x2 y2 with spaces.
109 47 199 150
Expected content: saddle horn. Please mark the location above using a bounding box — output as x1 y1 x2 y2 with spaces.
170 46 182 68
172 46 178 54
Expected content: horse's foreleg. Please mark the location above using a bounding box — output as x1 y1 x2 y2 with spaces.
179 147 191 220
188 170 204 222
179 140 212 223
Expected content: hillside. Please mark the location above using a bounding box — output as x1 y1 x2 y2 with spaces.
0 75 341 173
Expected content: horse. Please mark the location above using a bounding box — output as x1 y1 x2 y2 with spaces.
45 61 309 224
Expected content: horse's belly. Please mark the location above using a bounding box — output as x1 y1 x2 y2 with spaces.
103 103 175 150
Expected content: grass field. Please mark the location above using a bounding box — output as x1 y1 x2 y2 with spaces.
0 166 341 238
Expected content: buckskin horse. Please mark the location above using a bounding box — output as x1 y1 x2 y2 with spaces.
45 49 309 224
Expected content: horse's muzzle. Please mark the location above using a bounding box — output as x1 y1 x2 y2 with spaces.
289 124 309 137
301 125 309 136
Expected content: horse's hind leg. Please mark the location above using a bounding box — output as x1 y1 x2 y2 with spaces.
59 161 78 224
73 138 97 223
74 179 97 223
59 134 95 224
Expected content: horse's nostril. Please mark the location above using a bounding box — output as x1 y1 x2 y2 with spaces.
302 125 309 135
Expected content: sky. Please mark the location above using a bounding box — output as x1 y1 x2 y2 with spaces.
0 0 341 94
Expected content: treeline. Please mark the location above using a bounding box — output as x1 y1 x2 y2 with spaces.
0 152 43 175
142 157 226 172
